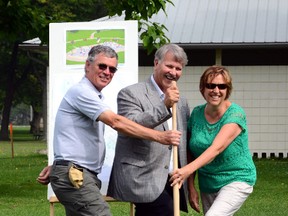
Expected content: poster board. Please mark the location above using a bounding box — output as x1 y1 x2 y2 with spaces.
48 21 138 199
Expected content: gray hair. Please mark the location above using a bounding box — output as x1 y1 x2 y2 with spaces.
154 44 188 66
86 45 118 63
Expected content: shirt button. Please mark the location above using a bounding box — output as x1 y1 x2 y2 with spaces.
164 165 169 169
168 146 172 150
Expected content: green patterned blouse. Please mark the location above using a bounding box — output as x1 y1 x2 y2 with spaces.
188 103 256 193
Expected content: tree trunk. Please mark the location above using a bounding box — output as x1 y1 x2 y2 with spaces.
29 109 43 134
0 43 18 141
0 43 32 141
1 91 14 140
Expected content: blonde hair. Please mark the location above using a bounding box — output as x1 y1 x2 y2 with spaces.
199 65 233 100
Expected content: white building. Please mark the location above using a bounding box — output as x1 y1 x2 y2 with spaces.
97 0 288 158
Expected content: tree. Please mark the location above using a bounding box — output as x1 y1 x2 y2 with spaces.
0 0 108 140
0 0 173 140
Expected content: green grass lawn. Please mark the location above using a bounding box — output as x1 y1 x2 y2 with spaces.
0 126 287 215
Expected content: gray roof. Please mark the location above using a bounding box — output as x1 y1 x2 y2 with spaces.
96 0 288 47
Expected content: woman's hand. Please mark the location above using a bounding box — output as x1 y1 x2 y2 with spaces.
188 185 200 213
169 166 191 188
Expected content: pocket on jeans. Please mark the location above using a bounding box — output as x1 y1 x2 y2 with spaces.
50 165 71 190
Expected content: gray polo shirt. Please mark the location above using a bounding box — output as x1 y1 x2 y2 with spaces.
53 76 111 174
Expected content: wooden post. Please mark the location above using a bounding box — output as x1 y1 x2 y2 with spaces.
130 203 135 216
215 49 222 65
9 123 14 159
49 196 58 216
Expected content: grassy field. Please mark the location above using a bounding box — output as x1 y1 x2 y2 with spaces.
0 126 287 216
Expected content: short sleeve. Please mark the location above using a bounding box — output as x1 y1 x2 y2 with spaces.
223 103 247 132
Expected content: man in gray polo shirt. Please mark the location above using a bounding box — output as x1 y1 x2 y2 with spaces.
37 45 181 216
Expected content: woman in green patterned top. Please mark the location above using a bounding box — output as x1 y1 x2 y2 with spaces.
170 66 256 216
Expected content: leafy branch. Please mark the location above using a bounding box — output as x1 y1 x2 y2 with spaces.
104 0 174 54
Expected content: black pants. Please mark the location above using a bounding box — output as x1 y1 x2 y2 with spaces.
134 177 187 216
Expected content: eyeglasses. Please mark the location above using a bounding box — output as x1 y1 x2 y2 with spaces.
205 83 228 90
98 63 117 73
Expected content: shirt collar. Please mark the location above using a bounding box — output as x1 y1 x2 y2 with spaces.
150 75 164 101
83 76 104 100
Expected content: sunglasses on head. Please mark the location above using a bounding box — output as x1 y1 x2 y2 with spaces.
98 63 117 73
205 83 228 90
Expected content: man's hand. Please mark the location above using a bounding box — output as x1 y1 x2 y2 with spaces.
157 130 181 146
164 81 179 108
37 165 51 185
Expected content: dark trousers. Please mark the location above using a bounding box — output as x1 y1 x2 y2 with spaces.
134 177 187 216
